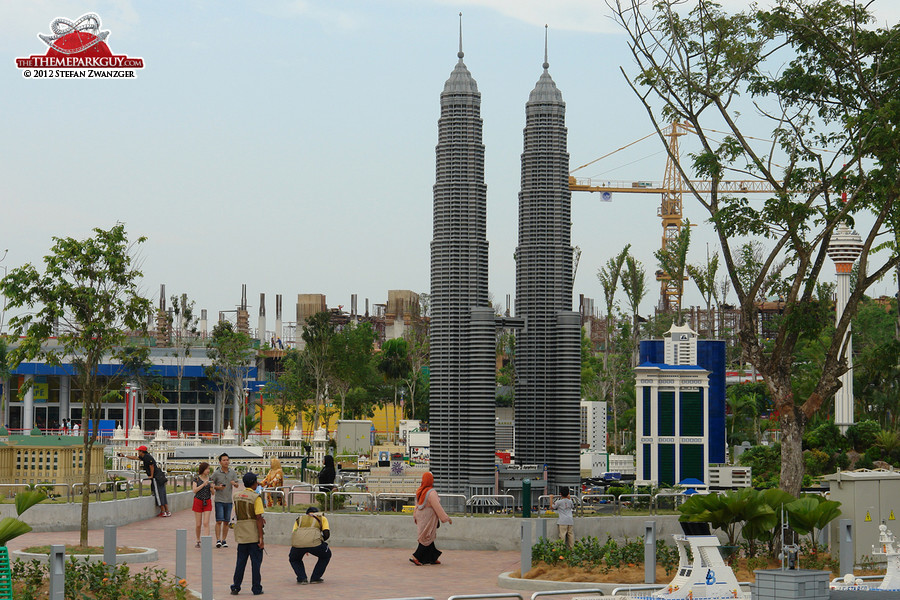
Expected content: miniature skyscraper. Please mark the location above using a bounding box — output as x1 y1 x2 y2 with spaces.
514 28 582 493
429 18 497 495
827 223 864 433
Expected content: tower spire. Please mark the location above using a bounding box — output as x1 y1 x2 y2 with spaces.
458 12 464 60
543 24 549 70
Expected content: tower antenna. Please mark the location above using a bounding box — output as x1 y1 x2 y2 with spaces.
543 24 549 69
458 12 464 59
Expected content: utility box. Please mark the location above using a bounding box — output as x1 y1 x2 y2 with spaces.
335 420 373 455
825 469 900 562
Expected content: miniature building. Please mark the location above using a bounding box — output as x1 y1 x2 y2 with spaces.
635 325 726 487
513 32 582 494
428 26 497 495
580 400 607 451
0 435 105 486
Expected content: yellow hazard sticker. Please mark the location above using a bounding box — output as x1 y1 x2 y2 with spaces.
866 511 872 522
890 510 896 521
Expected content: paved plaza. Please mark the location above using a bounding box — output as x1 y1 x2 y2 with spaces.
9 508 523 599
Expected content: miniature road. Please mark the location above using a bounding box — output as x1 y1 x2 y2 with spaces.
10 509 522 600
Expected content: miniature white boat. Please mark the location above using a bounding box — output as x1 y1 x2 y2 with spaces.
831 523 900 591
616 524 749 600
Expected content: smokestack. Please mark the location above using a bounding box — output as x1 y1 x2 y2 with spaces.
275 294 283 341
351 294 358 319
365 298 369 318
200 309 208 336
258 293 266 343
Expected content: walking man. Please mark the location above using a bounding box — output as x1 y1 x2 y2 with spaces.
119 445 169 517
289 506 332 584
231 472 265 595
551 487 575 549
211 452 241 548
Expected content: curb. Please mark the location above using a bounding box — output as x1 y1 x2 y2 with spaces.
497 571 619 594
12 546 159 565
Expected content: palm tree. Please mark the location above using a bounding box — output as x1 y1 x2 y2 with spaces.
621 255 647 367
597 245 631 452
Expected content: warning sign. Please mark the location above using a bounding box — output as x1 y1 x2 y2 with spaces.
865 511 872 522
890 510 896 521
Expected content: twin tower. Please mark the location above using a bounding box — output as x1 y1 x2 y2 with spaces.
429 26 581 496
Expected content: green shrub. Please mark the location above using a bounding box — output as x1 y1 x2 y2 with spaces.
803 449 832 476
846 420 881 452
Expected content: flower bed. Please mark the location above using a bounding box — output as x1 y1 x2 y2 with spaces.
12 557 190 600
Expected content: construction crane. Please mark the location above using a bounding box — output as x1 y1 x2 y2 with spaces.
569 121 777 311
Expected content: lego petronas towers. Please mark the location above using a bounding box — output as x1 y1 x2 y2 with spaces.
430 26 580 495
513 37 582 493
429 28 498 496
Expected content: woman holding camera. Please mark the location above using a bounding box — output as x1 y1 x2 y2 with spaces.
192 461 214 547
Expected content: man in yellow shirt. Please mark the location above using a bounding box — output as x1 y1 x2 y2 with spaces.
290 506 332 584
231 472 265 595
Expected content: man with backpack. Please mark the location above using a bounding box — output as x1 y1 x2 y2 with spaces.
289 506 331 584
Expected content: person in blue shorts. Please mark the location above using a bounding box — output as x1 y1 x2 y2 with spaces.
211 452 241 548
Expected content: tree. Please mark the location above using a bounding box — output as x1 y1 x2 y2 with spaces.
300 311 335 431
0 223 153 546
206 321 255 436
168 293 200 407
597 245 631 448
267 347 314 437
0 337 9 430
687 248 719 338
329 322 377 420
613 0 900 496
401 325 429 420
377 337 411 437
653 221 691 319
621 254 647 366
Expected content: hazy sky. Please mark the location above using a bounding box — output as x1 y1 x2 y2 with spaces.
3 1 899 328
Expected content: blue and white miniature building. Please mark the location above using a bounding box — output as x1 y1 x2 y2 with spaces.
635 325 726 487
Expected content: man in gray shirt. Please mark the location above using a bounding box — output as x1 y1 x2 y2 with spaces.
211 452 241 548
551 487 575 549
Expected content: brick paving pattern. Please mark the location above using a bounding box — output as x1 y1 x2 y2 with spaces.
9 509 522 599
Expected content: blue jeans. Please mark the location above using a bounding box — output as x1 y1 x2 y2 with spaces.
215 501 233 523
289 543 331 582
232 542 263 594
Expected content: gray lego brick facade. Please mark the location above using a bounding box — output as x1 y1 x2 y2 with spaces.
429 54 497 495
752 569 830 600
513 66 581 492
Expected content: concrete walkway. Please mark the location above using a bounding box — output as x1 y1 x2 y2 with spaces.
9 508 523 600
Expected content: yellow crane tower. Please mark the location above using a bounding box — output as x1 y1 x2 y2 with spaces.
569 121 777 311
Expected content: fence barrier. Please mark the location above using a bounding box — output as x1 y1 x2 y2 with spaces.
466 494 516 517
531 589 605 598
578 494 616 516
261 489 287 512
618 494 654 514
330 491 375 512
652 493 685 513
375 492 416 513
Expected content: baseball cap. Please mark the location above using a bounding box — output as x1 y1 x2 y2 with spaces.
136 445 148 452
242 472 258 487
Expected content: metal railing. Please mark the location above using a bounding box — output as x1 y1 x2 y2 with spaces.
578 494 616 516
610 585 666 596
440 493 469 515
652 493 686 513
285 483 320 509
531 590 605 598
466 494 516 517
537 495 582 514
447 594 524 600
376 492 416 513
618 494 654 514
260 489 287 512
330 491 375 512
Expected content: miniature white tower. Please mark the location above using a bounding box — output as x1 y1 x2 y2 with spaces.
826 224 863 433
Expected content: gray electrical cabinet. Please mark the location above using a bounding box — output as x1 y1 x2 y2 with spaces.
826 470 900 562
335 420 373 455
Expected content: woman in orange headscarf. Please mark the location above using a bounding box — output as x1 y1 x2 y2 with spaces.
410 472 452 565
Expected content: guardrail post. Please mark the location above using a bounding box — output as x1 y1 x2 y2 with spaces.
644 520 656 583
520 519 532 577
176 529 187 580
839 518 853 577
201 535 213 600
49 544 65 600
103 525 117 570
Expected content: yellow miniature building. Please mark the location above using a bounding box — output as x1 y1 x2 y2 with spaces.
0 432 105 486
